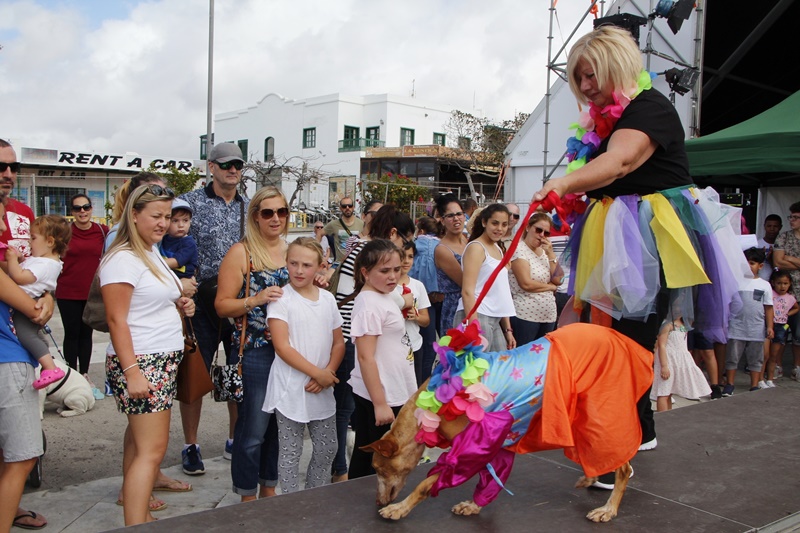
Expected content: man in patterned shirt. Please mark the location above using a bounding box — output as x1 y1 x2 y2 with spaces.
178 143 249 475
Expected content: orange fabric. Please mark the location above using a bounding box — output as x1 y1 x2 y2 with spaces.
508 323 654 477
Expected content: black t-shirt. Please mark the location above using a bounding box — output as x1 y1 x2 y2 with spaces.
587 88 691 199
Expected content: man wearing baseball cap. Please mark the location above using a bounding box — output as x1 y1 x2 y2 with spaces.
178 142 248 475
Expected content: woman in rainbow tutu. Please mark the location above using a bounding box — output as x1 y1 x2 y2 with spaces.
533 25 748 485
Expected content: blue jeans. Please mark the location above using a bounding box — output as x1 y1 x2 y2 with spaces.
332 340 355 476
510 316 556 346
230 344 279 495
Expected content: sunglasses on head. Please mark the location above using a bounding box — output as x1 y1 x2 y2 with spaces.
259 207 289 219
214 160 244 171
340 203 353 209
146 184 175 198
0 162 21 173
533 226 551 237
71 203 92 212
442 211 464 220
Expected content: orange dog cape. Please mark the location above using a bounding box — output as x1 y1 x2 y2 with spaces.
509 323 654 477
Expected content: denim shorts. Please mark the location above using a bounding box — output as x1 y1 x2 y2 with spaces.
0 362 43 462
773 323 790 345
687 329 714 351
106 350 183 415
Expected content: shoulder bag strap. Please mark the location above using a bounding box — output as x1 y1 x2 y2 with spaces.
339 217 352 236
237 246 251 375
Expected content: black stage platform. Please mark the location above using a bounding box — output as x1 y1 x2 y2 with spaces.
122 387 800 532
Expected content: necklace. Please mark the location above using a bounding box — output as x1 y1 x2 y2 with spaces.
565 70 654 174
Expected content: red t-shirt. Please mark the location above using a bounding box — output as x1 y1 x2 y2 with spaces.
55 222 108 300
0 198 35 261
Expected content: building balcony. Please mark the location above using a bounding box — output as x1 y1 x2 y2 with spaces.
338 138 385 152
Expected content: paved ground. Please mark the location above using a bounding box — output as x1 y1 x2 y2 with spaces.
17 306 800 532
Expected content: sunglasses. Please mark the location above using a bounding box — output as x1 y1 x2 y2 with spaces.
442 211 465 220
214 160 244 171
259 207 289 219
340 203 354 209
146 184 175 198
314 225 324 229
365 210 378 217
533 226 551 237
71 203 92 212
511 213 521 220
0 162 21 173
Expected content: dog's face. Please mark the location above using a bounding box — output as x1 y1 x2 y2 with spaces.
361 435 419 506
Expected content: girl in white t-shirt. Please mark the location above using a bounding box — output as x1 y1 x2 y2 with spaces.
5 215 71 390
263 238 344 493
395 241 431 386
348 239 418 479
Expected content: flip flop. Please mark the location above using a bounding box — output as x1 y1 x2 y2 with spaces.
115 496 168 512
152 478 192 492
12 510 47 530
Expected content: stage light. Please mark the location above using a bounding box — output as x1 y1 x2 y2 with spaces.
593 13 648 45
653 0 694 34
664 67 699 95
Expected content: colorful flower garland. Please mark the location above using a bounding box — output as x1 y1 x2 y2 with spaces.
565 70 654 174
414 320 496 448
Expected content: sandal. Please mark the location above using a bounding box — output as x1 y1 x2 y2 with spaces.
33 368 66 390
12 510 47 530
116 495 167 512
152 478 192 492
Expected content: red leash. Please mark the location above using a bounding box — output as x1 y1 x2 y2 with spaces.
466 191 564 322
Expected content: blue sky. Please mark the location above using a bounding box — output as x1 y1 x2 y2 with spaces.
1 0 595 158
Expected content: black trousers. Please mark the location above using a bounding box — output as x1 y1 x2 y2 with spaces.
57 299 94 374
349 394 402 480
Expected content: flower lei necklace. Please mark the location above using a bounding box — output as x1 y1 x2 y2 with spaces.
565 70 654 174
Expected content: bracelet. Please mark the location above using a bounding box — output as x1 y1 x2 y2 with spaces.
122 363 139 374
504 328 514 334
244 297 252 312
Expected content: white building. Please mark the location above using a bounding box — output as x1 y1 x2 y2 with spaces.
211 92 454 210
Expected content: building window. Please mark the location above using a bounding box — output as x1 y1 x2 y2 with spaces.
343 126 360 150
366 126 380 140
199 134 213 160
303 128 316 149
458 136 472 150
433 132 446 146
264 137 275 161
237 139 249 160
400 128 415 146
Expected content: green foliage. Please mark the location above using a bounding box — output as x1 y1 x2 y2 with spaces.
362 172 429 214
145 163 203 196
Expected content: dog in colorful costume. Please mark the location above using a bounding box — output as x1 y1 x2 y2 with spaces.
364 321 653 522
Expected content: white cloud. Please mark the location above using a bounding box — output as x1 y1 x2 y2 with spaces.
1 0 594 158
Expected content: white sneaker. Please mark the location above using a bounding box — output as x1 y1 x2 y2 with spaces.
757 380 769 390
794 367 800 382
765 380 776 388
638 437 657 451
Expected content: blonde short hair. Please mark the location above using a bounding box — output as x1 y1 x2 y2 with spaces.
567 25 643 106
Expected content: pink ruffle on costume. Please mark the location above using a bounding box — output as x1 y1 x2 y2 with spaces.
427 411 515 507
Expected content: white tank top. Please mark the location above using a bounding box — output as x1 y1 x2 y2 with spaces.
457 241 516 318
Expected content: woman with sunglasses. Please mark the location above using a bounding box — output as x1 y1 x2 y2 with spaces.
312 222 332 266
100 184 195 525
215 186 289 502
434 194 468 334
509 213 561 345
56 193 108 375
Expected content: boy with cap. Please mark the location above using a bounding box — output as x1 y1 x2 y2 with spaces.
160 198 198 280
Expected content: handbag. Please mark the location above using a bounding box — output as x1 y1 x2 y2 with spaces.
82 272 109 332
211 249 250 403
176 319 214 403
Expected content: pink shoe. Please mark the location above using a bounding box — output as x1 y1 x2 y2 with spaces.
33 367 66 390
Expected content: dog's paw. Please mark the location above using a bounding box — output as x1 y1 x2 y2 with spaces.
379 502 411 520
586 505 616 522
451 500 482 516
575 476 596 489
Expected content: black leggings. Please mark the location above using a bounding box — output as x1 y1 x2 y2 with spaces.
57 299 94 374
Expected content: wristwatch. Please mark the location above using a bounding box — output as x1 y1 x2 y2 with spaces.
549 257 558 263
